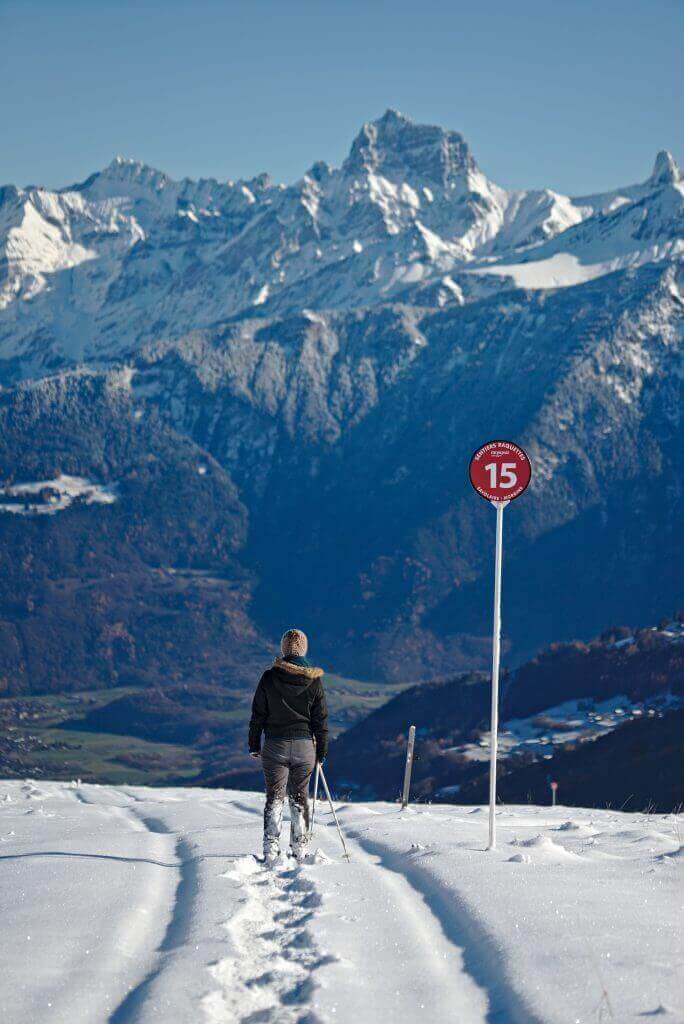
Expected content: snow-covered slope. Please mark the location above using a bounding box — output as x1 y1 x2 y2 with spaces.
1 779 681 1023
1 110 681 379
455 690 684 768
471 154 684 290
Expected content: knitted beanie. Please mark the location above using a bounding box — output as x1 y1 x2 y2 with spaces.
280 628 308 658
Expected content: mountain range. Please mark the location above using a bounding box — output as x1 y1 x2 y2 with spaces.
0 110 682 688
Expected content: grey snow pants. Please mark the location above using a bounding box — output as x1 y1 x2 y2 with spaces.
261 736 316 857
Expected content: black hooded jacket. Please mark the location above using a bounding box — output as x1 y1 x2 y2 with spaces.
248 657 329 760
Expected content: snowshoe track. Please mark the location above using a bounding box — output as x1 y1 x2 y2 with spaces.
204 856 333 1023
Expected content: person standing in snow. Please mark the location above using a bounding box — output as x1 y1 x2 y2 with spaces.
248 628 328 863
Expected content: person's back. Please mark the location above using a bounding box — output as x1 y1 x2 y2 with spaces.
248 628 328 863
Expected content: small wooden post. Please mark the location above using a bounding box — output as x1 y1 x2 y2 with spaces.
401 725 416 809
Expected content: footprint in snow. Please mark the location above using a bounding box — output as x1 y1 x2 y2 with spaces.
509 834 581 862
508 852 532 864
405 842 437 859
556 821 596 836
204 848 336 1024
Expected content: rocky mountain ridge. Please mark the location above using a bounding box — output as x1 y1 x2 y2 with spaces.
1 109 681 381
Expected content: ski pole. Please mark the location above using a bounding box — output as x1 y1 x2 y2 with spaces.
318 763 351 862
309 761 320 837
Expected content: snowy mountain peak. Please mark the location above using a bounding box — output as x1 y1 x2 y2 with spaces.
111 154 138 169
649 149 680 186
1 115 682 377
72 155 172 200
343 109 477 188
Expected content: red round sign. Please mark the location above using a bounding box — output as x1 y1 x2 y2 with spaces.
469 440 531 503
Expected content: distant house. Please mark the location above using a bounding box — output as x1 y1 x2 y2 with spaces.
38 487 61 505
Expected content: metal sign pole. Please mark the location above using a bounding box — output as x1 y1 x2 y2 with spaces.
487 499 508 850
469 440 530 852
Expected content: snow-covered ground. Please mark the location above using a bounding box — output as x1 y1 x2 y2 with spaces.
437 624 684 781
0 475 117 515
1 780 681 1023
452 692 684 766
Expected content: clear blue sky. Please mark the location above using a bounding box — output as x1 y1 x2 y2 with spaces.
2 0 682 195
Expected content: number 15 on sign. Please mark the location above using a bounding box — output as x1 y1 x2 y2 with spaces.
469 441 531 850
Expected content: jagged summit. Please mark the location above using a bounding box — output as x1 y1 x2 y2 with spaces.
305 160 333 184
55 120 681 208
98 155 169 185
342 108 477 187
649 149 680 185
67 154 172 199
111 154 139 169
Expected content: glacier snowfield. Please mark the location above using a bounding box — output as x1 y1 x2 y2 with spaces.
0 780 681 1023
